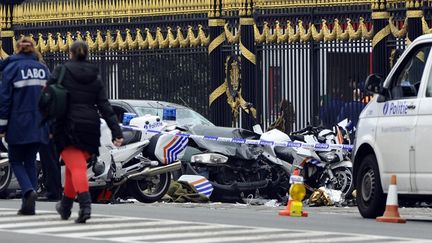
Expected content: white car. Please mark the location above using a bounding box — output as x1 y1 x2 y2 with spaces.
354 34 432 218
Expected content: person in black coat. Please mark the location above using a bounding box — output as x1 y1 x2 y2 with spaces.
51 41 123 223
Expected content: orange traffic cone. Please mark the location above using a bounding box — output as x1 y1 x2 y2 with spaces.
279 169 308 217
376 175 406 223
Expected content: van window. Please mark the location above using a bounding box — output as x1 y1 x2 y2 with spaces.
389 45 431 100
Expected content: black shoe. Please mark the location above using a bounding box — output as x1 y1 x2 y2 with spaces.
56 195 74 220
18 190 37 215
75 192 91 224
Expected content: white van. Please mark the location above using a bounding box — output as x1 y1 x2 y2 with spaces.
354 34 432 218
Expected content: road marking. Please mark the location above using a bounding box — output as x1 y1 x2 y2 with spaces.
0 211 23 216
164 231 329 243
109 228 284 242
0 216 139 229
292 235 399 243
59 224 232 238
0 214 60 222
14 220 173 233
0 208 426 243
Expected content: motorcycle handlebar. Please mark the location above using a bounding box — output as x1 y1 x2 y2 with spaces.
291 125 323 135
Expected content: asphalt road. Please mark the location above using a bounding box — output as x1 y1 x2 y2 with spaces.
0 199 431 243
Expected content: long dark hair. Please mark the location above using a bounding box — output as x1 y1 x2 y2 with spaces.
70 41 88 61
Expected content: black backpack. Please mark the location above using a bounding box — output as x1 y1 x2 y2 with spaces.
39 65 69 121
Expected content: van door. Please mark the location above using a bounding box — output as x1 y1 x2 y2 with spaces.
414 46 432 193
375 44 431 193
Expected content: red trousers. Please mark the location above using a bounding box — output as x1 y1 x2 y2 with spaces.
61 146 90 198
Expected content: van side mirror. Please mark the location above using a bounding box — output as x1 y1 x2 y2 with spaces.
365 74 383 94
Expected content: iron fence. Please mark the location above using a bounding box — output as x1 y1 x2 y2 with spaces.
42 47 211 117
1 0 426 131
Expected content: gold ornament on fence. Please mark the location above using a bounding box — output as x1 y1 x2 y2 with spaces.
86 31 98 51
9 0 380 28
253 18 374 44
157 27 169 49
13 0 211 25
422 16 432 34
177 27 189 48
389 17 408 38
276 21 289 43
125 29 137 50
209 55 257 122
224 23 240 44
188 26 201 47
254 23 266 43
15 26 211 53
299 20 312 42
287 21 300 43
47 33 59 53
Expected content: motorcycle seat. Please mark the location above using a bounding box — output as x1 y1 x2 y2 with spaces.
274 146 295 163
122 129 142 145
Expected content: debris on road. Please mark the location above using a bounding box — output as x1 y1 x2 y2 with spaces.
165 181 209 203
308 187 344 207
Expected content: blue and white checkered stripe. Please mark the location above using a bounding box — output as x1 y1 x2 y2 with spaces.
194 181 213 197
166 136 189 162
121 125 353 151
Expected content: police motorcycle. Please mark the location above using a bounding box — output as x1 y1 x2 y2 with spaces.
288 120 354 198
176 124 296 203
0 138 12 198
1 108 188 203
84 109 188 203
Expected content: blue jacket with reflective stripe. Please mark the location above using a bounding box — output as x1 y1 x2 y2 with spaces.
0 53 50 145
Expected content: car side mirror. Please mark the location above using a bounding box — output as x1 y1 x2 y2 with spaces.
365 74 384 94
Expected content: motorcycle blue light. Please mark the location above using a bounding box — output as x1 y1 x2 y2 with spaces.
122 113 138 125
163 107 176 121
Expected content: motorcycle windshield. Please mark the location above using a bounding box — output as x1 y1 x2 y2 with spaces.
187 125 261 160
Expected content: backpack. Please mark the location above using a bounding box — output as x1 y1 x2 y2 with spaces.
39 65 69 121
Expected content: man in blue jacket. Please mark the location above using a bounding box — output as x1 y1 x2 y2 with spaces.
0 37 49 215
337 88 366 130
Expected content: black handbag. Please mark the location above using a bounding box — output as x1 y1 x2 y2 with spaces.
39 65 69 121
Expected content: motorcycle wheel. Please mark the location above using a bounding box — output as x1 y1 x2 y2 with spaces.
0 163 11 198
332 167 354 198
128 172 171 203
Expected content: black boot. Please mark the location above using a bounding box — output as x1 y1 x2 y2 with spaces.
56 195 74 220
18 190 37 215
75 192 91 224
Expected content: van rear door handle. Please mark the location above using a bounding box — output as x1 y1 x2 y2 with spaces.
407 105 416 110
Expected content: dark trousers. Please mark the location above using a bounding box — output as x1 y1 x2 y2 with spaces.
39 141 62 199
8 143 40 195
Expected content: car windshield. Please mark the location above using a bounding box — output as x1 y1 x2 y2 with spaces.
133 106 214 127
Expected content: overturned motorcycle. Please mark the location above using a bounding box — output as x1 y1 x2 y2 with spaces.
175 121 354 203
176 126 293 203
87 115 188 203
0 114 188 203
289 121 354 200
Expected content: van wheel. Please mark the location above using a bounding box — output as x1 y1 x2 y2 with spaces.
356 154 386 218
